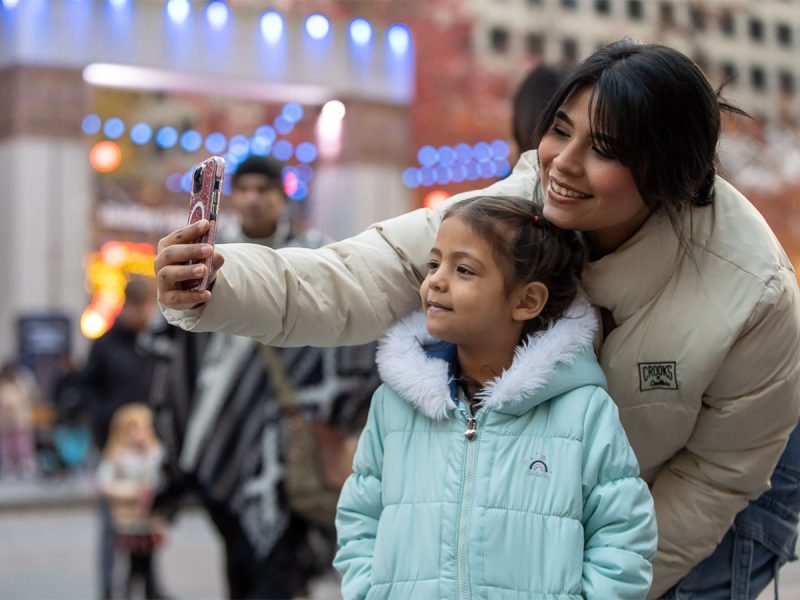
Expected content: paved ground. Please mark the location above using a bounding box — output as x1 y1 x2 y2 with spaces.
0 474 798 599
0 473 340 600
0 504 225 599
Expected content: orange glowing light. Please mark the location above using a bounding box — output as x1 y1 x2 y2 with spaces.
90 141 122 173
80 309 109 340
423 190 450 211
80 241 156 339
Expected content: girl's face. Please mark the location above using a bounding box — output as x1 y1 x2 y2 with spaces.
538 86 651 257
124 420 149 449
420 215 523 351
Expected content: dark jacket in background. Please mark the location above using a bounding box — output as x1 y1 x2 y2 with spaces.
80 322 156 450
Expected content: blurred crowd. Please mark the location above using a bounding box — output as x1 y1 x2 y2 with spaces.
0 155 381 600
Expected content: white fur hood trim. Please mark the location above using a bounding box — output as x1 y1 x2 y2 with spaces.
376 296 598 421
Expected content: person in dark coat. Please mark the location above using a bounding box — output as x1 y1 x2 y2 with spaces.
80 276 166 599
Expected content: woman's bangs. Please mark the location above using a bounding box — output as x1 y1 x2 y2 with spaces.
588 82 638 167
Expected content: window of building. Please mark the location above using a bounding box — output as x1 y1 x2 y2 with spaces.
750 66 767 91
594 0 611 15
719 10 735 37
749 18 764 43
658 2 674 27
627 0 643 19
776 23 793 47
721 62 738 85
689 3 706 31
490 27 510 53
526 33 545 56
779 71 795 95
561 0 579 9
562 38 579 64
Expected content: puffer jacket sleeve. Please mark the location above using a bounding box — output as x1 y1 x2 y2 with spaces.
334 385 388 600
648 267 800 597
161 153 541 347
581 387 658 600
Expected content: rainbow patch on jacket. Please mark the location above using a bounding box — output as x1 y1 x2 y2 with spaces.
527 456 549 477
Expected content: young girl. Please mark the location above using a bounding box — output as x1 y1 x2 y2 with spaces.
334 196 657 600
96 403 165 599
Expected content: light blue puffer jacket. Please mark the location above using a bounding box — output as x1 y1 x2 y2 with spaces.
334 301 657 600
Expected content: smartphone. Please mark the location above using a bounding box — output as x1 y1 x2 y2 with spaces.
182 156 225 292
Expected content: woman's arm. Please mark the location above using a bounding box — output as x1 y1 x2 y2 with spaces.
162 214 434 346
333 386 388 600
581 389 658 600
156 153 541 347
648 266 800 597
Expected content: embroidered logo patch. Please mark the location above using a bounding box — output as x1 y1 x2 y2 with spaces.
638 362 678 391
526 455 550 478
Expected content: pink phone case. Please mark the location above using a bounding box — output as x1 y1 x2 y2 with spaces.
182 156 225 291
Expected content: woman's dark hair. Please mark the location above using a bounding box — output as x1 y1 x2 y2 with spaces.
532 39 747 233
443 195 585 338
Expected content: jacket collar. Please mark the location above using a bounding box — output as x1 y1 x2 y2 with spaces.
376 296 600 420
581 209 687 324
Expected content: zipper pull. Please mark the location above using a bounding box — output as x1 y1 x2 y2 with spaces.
464 417 477 441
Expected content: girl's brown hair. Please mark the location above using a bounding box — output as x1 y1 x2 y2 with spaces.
443 195 585 339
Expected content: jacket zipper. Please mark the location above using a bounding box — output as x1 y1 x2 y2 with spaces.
455 406 485 600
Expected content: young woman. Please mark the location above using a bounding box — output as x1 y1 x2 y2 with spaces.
335 195 656 599
154 40 800 598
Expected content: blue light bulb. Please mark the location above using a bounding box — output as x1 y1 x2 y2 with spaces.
130 123 153 145
349 18 372 46
260 10 283 44
387 24 411 55
166 0 190 25
305 14 330 40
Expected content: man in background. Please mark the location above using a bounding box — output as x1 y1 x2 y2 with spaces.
151 156 380 599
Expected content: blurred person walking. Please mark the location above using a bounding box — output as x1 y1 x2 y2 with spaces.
97 403 166 599
81 277 159 452
79 276 162 600
151 156 380 600
0 361 39 478
510 64 565 162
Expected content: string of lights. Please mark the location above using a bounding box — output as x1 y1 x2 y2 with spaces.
402 141 512 189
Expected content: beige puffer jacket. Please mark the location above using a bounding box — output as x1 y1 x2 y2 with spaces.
163 151 800 597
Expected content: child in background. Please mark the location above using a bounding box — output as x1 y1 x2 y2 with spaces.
97 403 165 599
334 196 657 599
0 361 39 479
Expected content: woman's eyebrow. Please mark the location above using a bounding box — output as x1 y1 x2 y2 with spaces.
555 109 573 125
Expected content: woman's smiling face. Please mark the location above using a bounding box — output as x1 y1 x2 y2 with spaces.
538 86 651 257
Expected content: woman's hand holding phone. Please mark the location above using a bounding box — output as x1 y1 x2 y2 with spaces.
155 155 225 310
154 220 225 309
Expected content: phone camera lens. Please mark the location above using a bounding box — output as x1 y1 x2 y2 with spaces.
192 167 203 193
